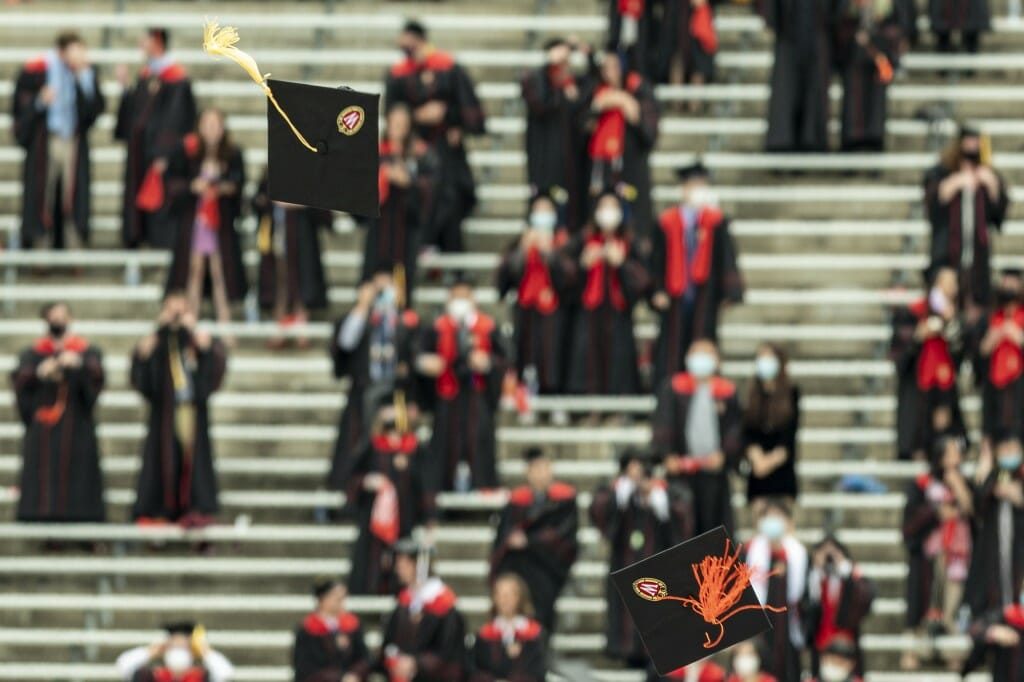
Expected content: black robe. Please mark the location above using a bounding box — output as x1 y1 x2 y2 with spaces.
651 0 717 83
420 313 507 491
130 329 226 521
924 163 1009 307
379 580 467 682
292 612 371 682
253 178 330 313
835 3 902 152
326 308 421 490
490 482 580 632
585 76 659 238
751 548 805 682
496 237 577 393
928 0 990 35
469 618 547 682
802 566 875 676
651 373 743 537
345 434 437 596
890 299 967 460
521 66 591 231
163 137 248 303
13 59 105 248
963 605 1024 681
650 206 744 384
590 479 693 663
565 232 648 395
115 60 197 249
964 468 1024 617
761 0 838 152
385 51 485 253
744 386 801 503
608 0 658 76
977 307 1024 438
11 336 105 522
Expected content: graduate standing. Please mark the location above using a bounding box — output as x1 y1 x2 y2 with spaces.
12 302 105 522
589 450 694 666
976 270 1024 450
652 339 743 536
929 0 990 54
345 396 437 596
130 292 226 525
385 20 485 253
292 578 371 682
650 163 743 385
327 270 420 490
379 540 467 682
13 32 104 251
608 0 657 75
417 277 507 491
490 449 579 632
962 579 1024 682
651 0 719 102
115 28 197 249
806 636 863 682
470 574 548 682
743 344 800 507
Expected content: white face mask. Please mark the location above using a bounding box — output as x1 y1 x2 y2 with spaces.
754 355 780 381
733 653 761 676
595 207 622 232
163 647 194 673
819 662 850 682
685 186 719 209
929 286 949 313
758 515 787 541
447 298 474 323
529 211 558 232
686 352 717 379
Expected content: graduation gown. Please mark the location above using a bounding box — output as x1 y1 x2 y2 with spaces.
651 0 718 83
496 237 577 393
964 468 1024 616
132 668 209 682
586 75 660 237
978 307 1024 438
346 434 437 596
923 164 1009 307
292 612 372 682
649 661 727 681
115 59 197 248
928 0 990 34
761 0 837 152
589 478 694 663
490 482 580 631
651 206 744 384
890 299 967 460
469 618 547 682
379 579 467 682
963 605 1024 681
326 308 421 489
565 233 648 395
11 335 105 522
652 373 743 537
744 386 801 502
13 58 105 247
802 565 875 676
130 329 226 521
835 3 902 151
521 66 591 231
746 536 808 682
163 135 248 303
608 0 658 75
385 50 485 252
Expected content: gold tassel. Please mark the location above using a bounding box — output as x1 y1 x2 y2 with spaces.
394 263 407 310
395 389 408 435
981 132 992 166
202 20 318 153
256 213 272 254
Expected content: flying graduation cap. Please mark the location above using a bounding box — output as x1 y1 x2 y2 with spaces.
203 21 380 217
610 526 783 676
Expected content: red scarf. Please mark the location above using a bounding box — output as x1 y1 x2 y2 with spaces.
367 433 418 545
378 141 394 206
690 3 719 54
814 575 851 650
588 74 643 161
1004 604 1024 629
909 301 955 391
434 314 495 399
658 206 721 297
618 0 645 18
581 236 628 311
152 669 207 682
136 163 165 212
518 247 558 314
547 64 575 90
32 335 88 427
989 307 1024 388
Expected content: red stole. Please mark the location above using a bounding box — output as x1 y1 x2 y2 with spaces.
989 307 1024 388
434 314 495 399
690 3 719 53
152 669 206 682
197 189 220 229
378 141 394 206
814 575 848 650
136 164 165 212
588 73 643 161
1004 604 1024 629
31 335 88 427
909 300 955 391
658 206 721 297
518 247 558 314
581 236 628 312
368 433 418 545
618 0 645 17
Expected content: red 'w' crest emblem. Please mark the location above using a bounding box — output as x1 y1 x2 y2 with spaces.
337 105 366 136
633 577 668 601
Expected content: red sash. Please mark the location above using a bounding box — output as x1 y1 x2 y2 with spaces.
588 74 643 161
989 307 1024 388
518 247 558 314
152 669 207 682
370 477 399 545
136 164 165 212
581 236 628 312
197 189 220 230
690 3 719 54
1005 604 1024 629
658 206 721 297
435 314 495 399
618 0 645 17
909 301 955 391
31 335 89 427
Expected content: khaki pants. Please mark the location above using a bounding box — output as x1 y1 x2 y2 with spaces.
42 134 81 249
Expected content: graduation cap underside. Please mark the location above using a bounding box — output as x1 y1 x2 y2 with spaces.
610 526 777 675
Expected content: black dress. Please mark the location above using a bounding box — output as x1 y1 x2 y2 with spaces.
744 385 801 502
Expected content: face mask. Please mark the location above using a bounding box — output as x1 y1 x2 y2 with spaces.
376 286 397 309
997 288 1019 307
999 452 1023 471
733 654 760 676
569 50 588 69
447 298 473 323
1019 590 1024 606
400 45 416 59
819 663 850 682
686 186 719 210
754 355 780 381
961 149 981 164
595 207 622 232
929 287 949 313
163 647 193 673
686 352 717 379
48 323 67 338
758 515 786 541
529 211 558 232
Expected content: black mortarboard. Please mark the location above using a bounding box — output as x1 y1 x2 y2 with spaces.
393 537 434 556
523 447 547 463
675 161 712 182
618 447 652 474
402 19 428 39
163 621 196 636
1001 268 1024 279
312 575 340 599
266 79 380 217
542 37 569 51
959 123 981 139
610 527 774 675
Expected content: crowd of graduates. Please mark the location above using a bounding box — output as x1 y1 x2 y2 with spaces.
7 1 1024 681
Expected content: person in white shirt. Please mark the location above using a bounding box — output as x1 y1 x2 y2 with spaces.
115 622 233 682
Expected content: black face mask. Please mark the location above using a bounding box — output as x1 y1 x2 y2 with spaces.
48 323 67 338
997 288 1020 307
961 149 981 164
400 45 416 60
